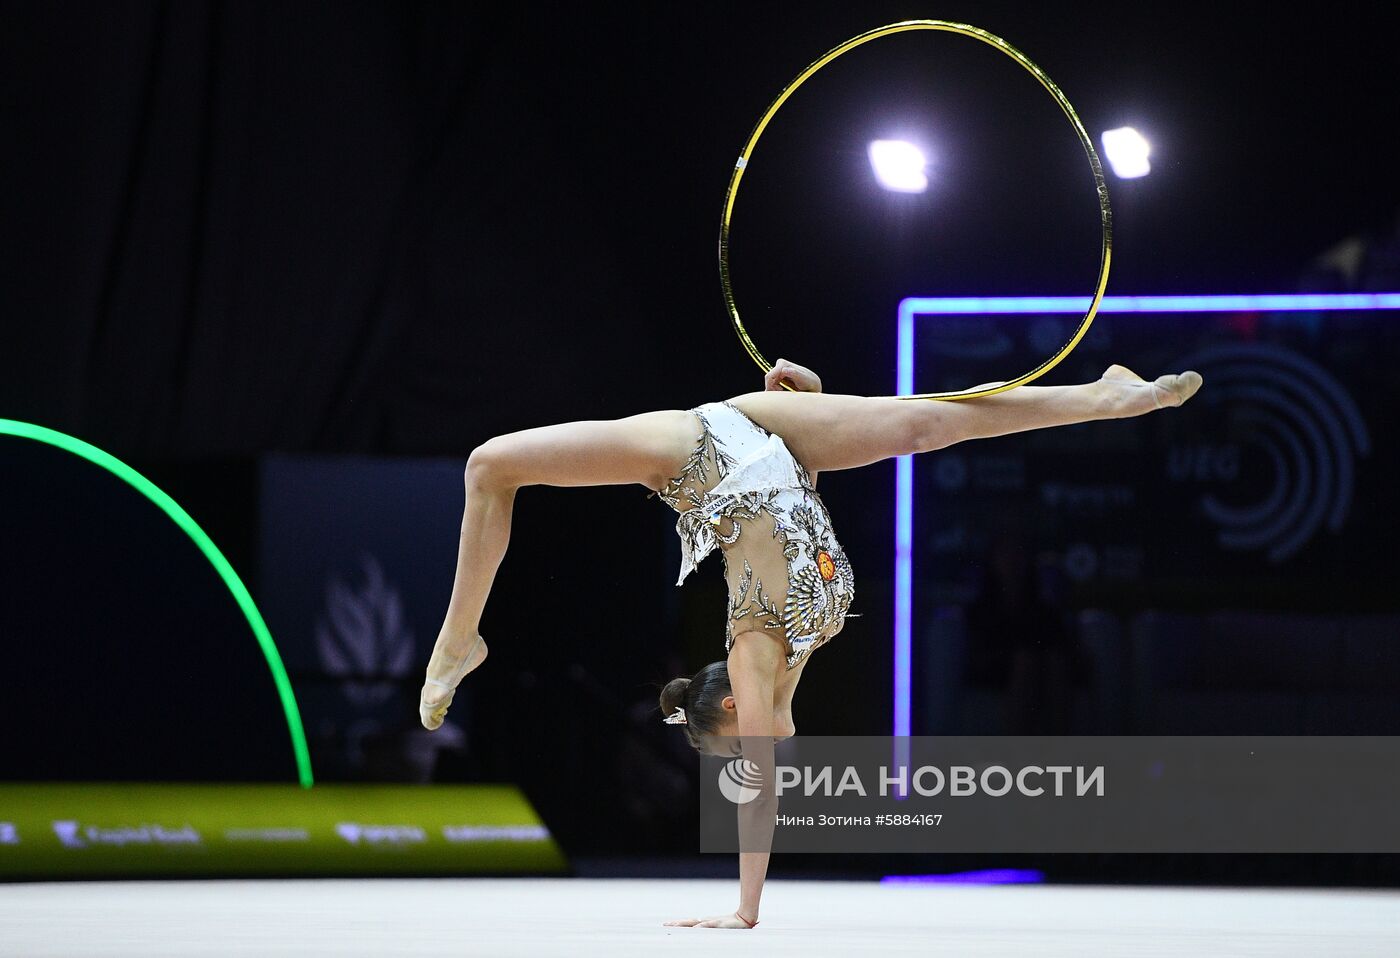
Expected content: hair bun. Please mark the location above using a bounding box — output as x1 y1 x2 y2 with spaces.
659 676 691 717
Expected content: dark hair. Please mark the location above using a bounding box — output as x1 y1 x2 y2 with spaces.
659 660 731 751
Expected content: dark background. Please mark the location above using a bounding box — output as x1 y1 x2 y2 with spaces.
3 1 1399 884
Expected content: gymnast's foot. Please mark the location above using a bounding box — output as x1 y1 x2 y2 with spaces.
1100 364 1203 416
419 631 488 731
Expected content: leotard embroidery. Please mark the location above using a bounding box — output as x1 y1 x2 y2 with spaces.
652 401 856 669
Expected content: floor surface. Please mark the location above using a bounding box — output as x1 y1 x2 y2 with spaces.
3 877 1399 956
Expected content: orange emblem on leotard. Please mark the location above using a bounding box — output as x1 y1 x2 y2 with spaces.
817 550 836 581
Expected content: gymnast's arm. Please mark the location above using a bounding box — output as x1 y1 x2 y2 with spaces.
662 634 780 930
764 358 822 486
728 632 782 927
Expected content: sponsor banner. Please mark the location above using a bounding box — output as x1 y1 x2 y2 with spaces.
0 784 565 878
699 736 1400 853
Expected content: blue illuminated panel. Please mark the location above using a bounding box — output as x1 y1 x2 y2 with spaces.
892 292 1400 737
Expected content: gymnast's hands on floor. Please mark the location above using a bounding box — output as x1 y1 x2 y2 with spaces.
663 911 757 929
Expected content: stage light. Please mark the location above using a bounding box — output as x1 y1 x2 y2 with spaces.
1100 127 1151 178
868 140 928 192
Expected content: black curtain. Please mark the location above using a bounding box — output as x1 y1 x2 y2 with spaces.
0 1 715 457
8 2 1400 459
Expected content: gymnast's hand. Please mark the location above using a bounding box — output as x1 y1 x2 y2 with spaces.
765 358 821 393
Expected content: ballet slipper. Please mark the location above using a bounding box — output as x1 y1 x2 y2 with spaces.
1102 366 1203 410
419 633 486 731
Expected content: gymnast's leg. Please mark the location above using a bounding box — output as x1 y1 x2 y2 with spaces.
726 364 1201 474
419 409 699 729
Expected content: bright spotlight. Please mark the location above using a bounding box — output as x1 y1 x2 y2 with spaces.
868 140 928 193
1100 127 1151 178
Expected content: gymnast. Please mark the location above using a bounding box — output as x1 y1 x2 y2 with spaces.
418 358 1201 928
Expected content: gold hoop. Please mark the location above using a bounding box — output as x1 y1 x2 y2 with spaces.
718 20 1113 400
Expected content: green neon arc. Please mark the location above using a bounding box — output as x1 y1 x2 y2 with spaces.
1 419 314 788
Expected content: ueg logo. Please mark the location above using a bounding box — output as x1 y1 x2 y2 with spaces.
1168 342 1371 563
335 822 426 846
718 758 765 804
51 820 202 848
